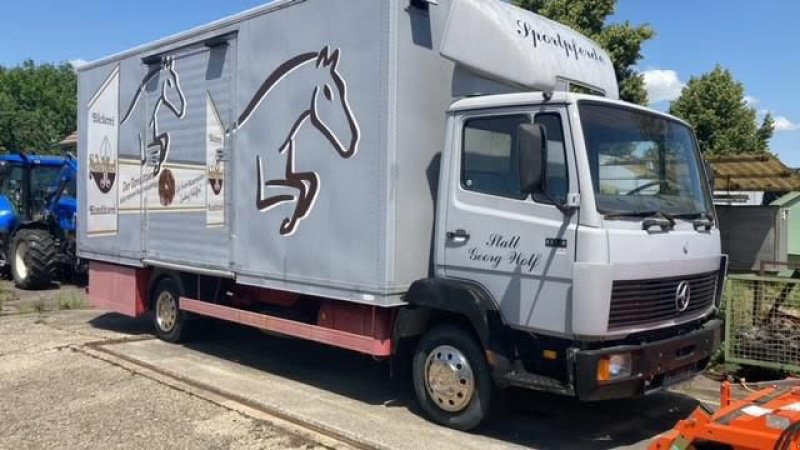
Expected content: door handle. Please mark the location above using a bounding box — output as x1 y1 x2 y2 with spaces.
447 229 470 243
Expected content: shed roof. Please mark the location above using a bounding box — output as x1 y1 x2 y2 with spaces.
707 154 800 192
59 132 78 147
771 191 800 207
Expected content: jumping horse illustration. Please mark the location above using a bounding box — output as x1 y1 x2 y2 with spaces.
120 56 187 176
230 45 361 236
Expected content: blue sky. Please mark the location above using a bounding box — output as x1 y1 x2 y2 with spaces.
1 1 797 164
612 0 800 165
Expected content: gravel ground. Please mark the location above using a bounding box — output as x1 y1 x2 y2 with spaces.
0 311 327 450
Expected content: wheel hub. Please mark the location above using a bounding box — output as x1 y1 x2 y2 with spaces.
425 345 475 412
15 242 28 280
155 291 178 332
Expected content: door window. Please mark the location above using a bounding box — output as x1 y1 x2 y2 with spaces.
461 115 530 200
534 113 569 204
30 166 62 212
461 113 569 204
0 166 24 213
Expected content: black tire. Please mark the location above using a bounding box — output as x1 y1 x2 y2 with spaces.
151 277 190 343
412 325 493 431
10 229 57 290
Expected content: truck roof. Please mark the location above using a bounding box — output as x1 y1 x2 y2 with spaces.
434 0 619 99
79 0 297 72
82 0 618 101
448 92 692 128
0 154 67 166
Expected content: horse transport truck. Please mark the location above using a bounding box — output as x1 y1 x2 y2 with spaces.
78 0 727 430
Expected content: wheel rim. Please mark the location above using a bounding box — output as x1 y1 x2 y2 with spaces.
15 242 29 280
155 291 178 333
424 345 475 413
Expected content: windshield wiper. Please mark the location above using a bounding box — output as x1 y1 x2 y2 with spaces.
603 210 676 231
679 212 715 231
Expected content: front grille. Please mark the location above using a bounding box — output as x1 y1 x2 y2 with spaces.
609 271 717 330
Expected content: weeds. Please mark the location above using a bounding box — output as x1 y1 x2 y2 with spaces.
56 291 88 311
0 288 17 314
32 297 47 313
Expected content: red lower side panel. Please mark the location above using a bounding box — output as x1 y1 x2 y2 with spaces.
88 262 149 317
180 297 394 357
318 302 393 339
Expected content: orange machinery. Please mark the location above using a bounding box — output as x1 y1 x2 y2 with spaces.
651 380 800 450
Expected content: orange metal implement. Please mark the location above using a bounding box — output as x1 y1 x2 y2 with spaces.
650 381 800 450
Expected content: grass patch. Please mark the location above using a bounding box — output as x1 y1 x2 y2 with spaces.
0 287 17 314
56 291 88 311
32 297 48 313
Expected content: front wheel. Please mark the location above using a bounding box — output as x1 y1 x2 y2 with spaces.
10 229 57 290
412 325 494 431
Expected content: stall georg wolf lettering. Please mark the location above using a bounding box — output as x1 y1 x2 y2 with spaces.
86 45 360 238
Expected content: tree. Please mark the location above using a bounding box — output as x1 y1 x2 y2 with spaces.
669 66 774 154
756 113 775 153
0 60 77 155
513 0 655 105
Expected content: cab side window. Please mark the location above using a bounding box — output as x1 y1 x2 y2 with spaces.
0 166 24 213
535 113 569 204
461 115 530 200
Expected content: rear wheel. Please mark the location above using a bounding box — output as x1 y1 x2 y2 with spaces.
10 229 57 290
151 277 190 343
412 325 493 431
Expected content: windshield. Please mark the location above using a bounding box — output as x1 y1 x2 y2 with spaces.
579 102 712 218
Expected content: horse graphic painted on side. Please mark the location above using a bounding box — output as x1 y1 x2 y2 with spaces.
121 56 187 176
229 45 361 236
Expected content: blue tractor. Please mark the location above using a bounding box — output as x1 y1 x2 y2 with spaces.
0 153 83 289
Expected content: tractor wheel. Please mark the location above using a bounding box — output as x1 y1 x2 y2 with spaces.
10 229 57 290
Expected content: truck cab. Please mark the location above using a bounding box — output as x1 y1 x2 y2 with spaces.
426 90 723 409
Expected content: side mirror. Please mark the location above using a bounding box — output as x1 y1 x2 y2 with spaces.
517 123 547 196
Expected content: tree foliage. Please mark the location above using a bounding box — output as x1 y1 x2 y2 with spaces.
669 66 774 154
513 0 654 105
0 60 77 155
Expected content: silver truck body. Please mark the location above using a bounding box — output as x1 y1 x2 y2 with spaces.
79 0 722 341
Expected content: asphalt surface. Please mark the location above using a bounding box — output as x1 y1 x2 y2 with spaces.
0 288 717 449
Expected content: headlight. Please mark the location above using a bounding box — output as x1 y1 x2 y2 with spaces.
597 353 633 381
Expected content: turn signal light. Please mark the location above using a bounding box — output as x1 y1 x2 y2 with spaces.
597 353 633 381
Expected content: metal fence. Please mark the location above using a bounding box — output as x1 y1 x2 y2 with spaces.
725 273 800 371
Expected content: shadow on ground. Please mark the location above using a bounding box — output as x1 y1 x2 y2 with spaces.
89 313 156 337
92 314 696 449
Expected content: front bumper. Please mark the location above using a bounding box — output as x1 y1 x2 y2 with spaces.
574 319 722 401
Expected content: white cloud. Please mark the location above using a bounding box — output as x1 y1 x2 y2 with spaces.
774 116 799 132
69 59 88 71
642 69 686 104
744 95 759 106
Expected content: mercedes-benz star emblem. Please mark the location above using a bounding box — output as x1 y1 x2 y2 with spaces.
675 281 691 313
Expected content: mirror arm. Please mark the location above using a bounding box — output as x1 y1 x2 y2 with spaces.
536 190 576 215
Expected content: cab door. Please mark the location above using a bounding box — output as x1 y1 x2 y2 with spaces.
437 107 578 334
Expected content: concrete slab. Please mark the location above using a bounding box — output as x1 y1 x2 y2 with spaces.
97 317 701 450
0 312 330 450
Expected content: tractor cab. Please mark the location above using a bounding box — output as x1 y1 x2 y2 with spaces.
0 153 80 288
